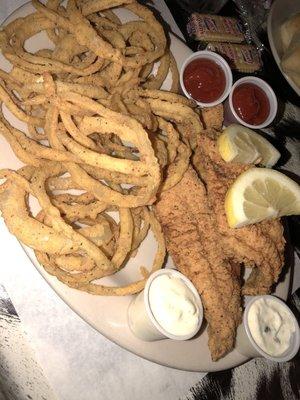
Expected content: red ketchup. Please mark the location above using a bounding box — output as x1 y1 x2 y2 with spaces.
183 58 226 103
232 83 270 126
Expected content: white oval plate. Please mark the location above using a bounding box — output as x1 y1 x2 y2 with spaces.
267 0 300 96
0 2 291 372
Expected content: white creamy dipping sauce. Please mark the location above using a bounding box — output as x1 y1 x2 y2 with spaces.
247 297 296 357
148 274 200 337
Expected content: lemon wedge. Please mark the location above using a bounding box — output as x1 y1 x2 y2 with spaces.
225 167 300 228
217 124 280 167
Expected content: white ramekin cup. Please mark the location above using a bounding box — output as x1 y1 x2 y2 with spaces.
236 295 300 362
224 76 278 129
127 269 203 341
180 50 233 108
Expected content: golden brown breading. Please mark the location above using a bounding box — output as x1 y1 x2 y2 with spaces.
193 134 285 295
155 166 242 361
155 131 285 361
201 104 224 130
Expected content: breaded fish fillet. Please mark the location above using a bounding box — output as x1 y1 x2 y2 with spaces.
193 133 285 295
155 166 242 361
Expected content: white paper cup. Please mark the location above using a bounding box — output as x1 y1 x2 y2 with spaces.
224 76 278 129
180 50 233 108
127 269 203 342
236 295 300 362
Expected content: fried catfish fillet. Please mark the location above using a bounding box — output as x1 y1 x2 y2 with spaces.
193 133 285 295
155 166 242 361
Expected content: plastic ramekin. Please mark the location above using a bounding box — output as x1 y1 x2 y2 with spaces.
127 269 203 342
236 295 300 362
224 76 278 129
180 50 233 108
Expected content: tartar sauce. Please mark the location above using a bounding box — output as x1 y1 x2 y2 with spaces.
247 297 296 357
148 274 200 337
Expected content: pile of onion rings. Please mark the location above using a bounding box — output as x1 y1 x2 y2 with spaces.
0 0 203 295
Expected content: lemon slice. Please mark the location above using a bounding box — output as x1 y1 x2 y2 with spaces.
225 168 300 228
217 124 280 167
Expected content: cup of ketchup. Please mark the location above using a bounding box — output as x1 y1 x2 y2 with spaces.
180 50 233 107
224 77 278 129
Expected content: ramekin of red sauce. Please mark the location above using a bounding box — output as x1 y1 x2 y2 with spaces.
224 77 277 129
180 51 233 107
